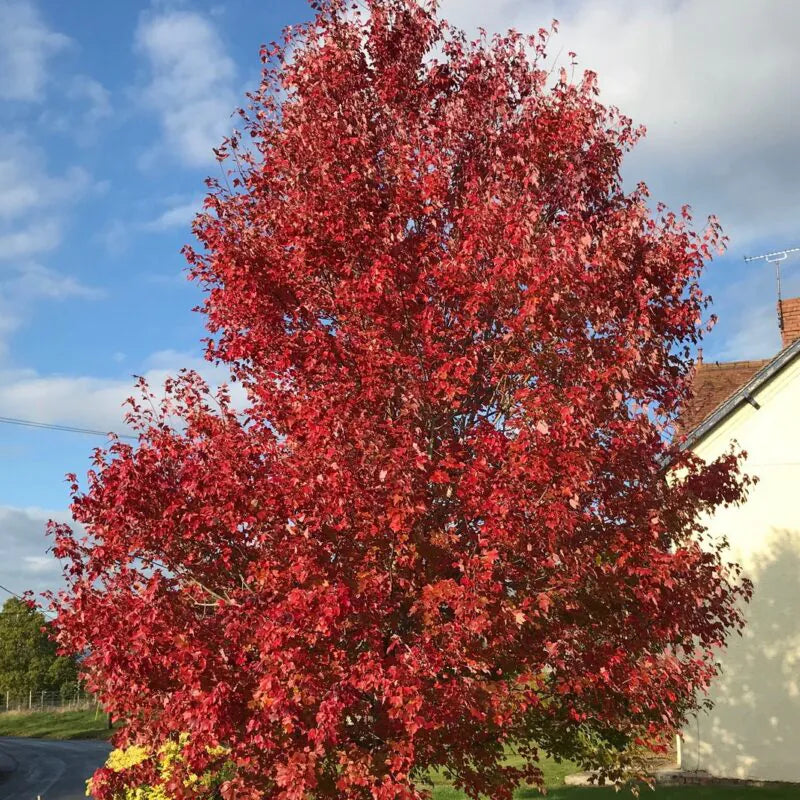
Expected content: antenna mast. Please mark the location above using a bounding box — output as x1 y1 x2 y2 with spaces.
743 246 800 332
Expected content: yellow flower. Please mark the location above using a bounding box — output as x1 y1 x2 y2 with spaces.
106 745 151 772
90 734 233 799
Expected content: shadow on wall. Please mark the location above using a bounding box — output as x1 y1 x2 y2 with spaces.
683 528 800 782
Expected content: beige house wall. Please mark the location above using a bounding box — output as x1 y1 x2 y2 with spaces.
680 354 800 781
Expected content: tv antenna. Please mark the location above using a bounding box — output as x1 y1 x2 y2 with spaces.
744 246 800 332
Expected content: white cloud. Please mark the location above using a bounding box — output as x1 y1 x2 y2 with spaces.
0 372 140 433
143 348 205 371
0 312 22 358
0 506 73 597
0 133 102 353
0 349 247 599
93 219 130 256
0 263 101 359
98 194 202 262
142 268 188 287
0 134 91 223
144 195 203 231
0 259 102 357
438 0 800 248
23 555 57 574
701 264 800 361
0 349 245 435
0 219 61 261
0 0 71 102
135 10 237 167
5 263 103 301
69 75 112 126
42 75 113 145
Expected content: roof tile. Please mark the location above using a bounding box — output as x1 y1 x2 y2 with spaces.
677 295 800 435
681 358 770 434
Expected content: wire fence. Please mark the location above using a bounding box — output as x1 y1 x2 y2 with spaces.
0 689 99 713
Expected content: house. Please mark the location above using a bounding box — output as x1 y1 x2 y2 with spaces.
677 297 800 782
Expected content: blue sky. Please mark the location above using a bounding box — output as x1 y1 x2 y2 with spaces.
1 0 799 597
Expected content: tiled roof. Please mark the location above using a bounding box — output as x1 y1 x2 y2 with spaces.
678 296 800 437
681 358 770 434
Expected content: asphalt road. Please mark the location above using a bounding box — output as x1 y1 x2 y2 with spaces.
0 738 110 800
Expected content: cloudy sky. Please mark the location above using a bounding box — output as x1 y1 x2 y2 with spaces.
1 0 799 599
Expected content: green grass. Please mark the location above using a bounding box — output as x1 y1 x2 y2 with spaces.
427 753 578 799
0 714 797 799
0 709 115 740
427 754 800 799
540 787 800 800
432 782 800 799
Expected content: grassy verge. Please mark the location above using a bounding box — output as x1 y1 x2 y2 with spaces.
0 715 797 798
428 755 800 799
434 782 800 798
540 787 800 800
0 710 114 740
428 753 578 799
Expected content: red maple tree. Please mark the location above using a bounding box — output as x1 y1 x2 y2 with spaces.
51 2 753 798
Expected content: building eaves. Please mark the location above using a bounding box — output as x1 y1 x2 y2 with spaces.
681 336 800 451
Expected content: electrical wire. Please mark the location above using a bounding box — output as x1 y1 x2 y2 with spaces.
0 583 56 618
0 583 23 600
0 415 136 441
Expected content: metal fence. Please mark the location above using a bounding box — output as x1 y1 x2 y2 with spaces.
1 689 99 713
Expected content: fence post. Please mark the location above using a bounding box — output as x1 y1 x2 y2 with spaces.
4 691 7 711
41 690 45 710
28 689 32 710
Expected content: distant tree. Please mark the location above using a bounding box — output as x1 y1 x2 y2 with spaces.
0 597 78 697
51 1 753 799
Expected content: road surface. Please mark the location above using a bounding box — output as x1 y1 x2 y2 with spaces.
0 737 110 800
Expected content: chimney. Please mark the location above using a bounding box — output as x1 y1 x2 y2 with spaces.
778 297 800 349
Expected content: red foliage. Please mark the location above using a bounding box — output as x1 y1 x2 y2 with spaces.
50 2 753 798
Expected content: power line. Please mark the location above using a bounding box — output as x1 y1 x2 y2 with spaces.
0 415 136 441
0 583 23 600
0 584 57 618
